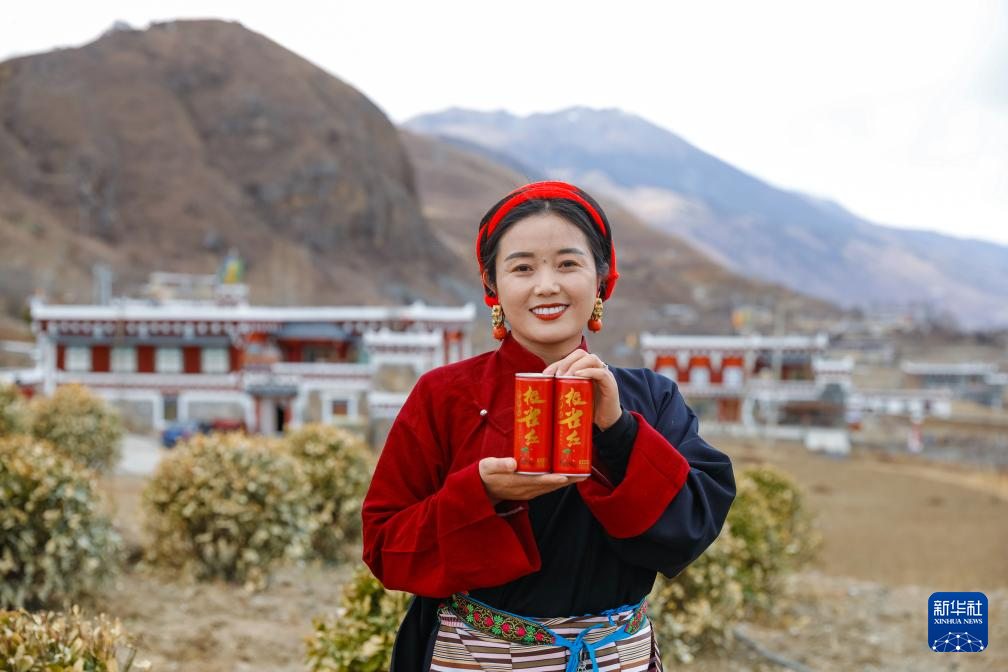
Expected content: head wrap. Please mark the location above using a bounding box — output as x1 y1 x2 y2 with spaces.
475 181 619 307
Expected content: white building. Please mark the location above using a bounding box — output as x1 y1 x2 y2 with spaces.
26 293 475 435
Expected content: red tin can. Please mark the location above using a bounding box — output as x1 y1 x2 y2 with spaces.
552 376 593 476
514 373 554 474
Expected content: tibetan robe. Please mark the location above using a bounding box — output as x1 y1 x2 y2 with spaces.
361 332 736 671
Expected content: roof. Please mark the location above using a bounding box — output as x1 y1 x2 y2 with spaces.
641 332 829 352
901 362 998 376
29 298 477 325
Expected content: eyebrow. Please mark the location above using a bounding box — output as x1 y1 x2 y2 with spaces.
503 248 587 262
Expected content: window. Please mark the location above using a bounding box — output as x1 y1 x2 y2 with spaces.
110 347 136 373
689 367 710 385
156 347 183 373
65 346 91 372
163 395 178 422
658 366 678 382
723 366 744 387
201 347 229 373
326 394 357 424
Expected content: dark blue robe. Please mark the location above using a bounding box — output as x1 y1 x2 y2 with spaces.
361 332 736 671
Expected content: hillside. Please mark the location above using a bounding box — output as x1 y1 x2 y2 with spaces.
0 21 839 361
406 106 1008 329
400 129 838 362
0 19 463 325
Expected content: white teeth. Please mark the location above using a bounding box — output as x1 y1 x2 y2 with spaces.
532 305 567 316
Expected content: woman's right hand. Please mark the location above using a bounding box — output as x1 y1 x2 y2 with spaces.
478 457 585 505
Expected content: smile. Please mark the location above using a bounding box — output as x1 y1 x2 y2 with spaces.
531 304 569 320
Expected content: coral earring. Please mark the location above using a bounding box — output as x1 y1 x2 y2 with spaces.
587 297 603 332
491 304 506 340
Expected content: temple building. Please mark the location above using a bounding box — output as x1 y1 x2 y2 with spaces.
639 332 847 426
25 274 474 437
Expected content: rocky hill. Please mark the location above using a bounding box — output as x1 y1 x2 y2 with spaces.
0 19 461 324
0 20 838 360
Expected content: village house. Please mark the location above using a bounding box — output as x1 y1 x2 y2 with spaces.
23 273 475 440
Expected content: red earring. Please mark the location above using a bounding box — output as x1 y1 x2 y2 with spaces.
491 305 507 340
587 297 603 332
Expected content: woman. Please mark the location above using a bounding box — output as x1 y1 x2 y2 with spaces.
362 181 736 671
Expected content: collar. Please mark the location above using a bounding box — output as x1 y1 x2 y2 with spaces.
474 331 592 443
496 330 590 372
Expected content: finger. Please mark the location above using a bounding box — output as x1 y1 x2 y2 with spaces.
571 366 604 377
553 352 590 377
481 457 517 474
543 352 578 376
571 367 614 384
582 355 607 374
522 474 568 488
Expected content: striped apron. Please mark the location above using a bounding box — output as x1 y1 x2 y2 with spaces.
430 592 664 672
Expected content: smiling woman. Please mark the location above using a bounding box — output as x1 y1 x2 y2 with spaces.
361 181 736 672
488 212 603 363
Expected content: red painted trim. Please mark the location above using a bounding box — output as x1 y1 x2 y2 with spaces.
92 345 110 373
137 345 155 373
183 346 201 374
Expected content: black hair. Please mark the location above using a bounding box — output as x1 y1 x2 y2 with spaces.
478 195 612 299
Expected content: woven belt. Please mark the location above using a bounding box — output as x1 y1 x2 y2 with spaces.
440 591 650 672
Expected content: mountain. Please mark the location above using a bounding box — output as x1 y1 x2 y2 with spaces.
405 107 1008 329
399 129 839 362
0 21 837 361
0 19 462 321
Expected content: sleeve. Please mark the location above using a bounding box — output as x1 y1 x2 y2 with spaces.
576 374 736 579
591 407 637 486
361 375 542 597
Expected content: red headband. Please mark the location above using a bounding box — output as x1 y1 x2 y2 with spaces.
476 181 619 307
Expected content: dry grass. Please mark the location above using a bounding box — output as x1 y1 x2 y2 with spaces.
85 439 1007 670
724 438 1008 589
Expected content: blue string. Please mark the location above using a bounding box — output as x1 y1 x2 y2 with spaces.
454 593 647 672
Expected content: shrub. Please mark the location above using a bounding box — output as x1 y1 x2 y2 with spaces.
649 464 820 663
647 527 746 664
304 566 410 672
281 424 373 562
0 605 151 671
0 382 31 436
313 465 819 668
31 383 124 472
724 464 820 611
0 435 122 609
142 432 314 589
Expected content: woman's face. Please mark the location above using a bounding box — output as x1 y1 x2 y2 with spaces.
492 212 600 357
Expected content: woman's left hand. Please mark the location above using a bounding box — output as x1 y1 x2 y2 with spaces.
543 351 621 431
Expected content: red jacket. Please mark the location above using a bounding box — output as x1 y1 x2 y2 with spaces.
361 332 734 599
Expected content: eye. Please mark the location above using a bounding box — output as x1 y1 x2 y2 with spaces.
511 264 533 272
560 260 580 268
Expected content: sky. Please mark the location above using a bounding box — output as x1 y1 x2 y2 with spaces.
4 1 1007 246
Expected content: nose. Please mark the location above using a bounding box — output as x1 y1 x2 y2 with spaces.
533 267 561 295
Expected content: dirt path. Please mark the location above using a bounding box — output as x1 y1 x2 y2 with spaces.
88 441 1006 670
725 440 1008 589
697 571 1007 672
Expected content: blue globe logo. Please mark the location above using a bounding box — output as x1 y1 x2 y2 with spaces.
932 632 984 653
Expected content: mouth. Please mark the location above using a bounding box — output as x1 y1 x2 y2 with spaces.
530 304 569 321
